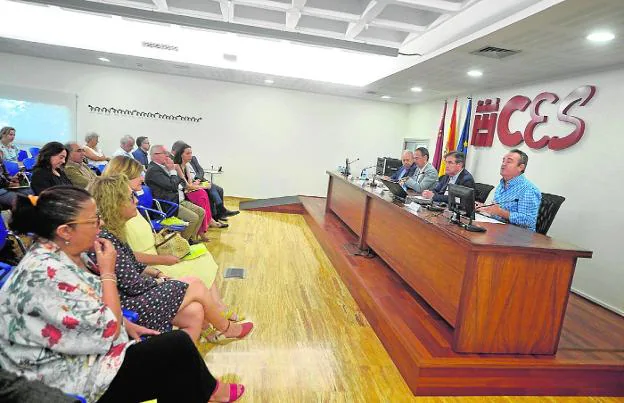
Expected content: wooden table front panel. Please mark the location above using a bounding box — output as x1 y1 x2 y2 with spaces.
365 197 468 325
328 178 367 237
454 252 577 354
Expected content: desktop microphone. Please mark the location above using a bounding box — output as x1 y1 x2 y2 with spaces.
360 165 376 178
344 157 359 177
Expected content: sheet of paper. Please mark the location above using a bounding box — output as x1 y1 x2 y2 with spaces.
405 202 421 215
474 213 505 224
412 195 431 202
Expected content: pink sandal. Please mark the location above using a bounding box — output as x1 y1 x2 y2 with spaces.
209 321 254 344
210 380 245 402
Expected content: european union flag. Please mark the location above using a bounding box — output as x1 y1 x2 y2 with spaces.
457 98 472 157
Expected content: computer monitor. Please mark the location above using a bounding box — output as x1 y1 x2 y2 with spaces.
447 184 486 233
376 157 402 177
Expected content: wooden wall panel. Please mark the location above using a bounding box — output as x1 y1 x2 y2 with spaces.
454 253 576 354
365 197 467 325
327 178 366 236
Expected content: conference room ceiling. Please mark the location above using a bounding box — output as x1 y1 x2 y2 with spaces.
0 0 622 103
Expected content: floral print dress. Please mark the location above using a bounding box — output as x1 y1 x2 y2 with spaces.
0 240 135 403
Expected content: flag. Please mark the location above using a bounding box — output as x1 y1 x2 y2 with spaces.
439 98 458 176
456 98 472 157
431 100 447 171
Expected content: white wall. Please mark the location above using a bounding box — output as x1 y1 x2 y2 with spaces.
0 53 408 199
406 67 624 315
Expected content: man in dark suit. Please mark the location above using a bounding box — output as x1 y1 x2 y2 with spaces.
422 151 475 203
387 150 417 181
171 140 238 221
144 145 205 240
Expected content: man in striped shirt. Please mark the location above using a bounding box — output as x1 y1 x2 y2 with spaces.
477 149 541 231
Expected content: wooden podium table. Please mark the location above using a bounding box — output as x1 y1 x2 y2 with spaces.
326 171 592 355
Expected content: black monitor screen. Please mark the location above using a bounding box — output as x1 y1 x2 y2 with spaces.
448 184 476 220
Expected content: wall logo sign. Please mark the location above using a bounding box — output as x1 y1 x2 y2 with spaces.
87 105 202 122
471 85 596 151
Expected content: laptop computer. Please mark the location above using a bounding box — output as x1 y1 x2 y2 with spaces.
379 178 408 202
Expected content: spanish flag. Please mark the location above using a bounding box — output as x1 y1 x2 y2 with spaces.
439 98 458 176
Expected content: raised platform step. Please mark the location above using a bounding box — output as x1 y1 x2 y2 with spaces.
239 196 305 214
299 195 624 396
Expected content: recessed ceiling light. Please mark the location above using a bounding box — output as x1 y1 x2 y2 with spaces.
587 31 615 43
98 57 110 62
467 70 483 77
381 95 392 100
264 79 274 84
410 86 423 92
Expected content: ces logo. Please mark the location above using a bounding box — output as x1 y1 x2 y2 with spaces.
471 85 596 151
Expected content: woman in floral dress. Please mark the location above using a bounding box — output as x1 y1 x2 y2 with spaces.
0 186 245 402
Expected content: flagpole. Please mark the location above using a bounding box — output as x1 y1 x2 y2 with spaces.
432 100 447 171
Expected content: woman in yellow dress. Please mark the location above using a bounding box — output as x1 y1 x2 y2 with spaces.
103 156 243 322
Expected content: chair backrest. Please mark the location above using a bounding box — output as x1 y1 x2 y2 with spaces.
0 217 8 251
3 160 20 177
0 262 14 289
22 157 36 170
29 147 40 157
136 185 154 208
536 192 565 235
17 150 28 162
474 182 495 203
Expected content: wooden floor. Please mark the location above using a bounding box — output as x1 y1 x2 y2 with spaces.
199 197 623 402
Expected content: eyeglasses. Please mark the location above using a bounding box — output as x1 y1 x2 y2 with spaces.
66 212 102 227
129 194 138 204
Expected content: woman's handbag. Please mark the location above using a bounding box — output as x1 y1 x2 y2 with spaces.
154 230 190 259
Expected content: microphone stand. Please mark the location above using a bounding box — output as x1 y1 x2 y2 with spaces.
344 157 359 178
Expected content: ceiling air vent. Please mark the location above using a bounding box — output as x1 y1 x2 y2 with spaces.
365 90 378 95
141 41 179 52
470 46 520 59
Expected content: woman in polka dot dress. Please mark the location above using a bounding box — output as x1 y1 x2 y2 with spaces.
89 175 254 343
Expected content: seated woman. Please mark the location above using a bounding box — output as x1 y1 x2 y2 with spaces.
83 132 110 165
30 142 72 195
0 186 244 403
89 175 253 342
0 149 32 209
0 126 19 162
104 156 243 321
174 143 227 233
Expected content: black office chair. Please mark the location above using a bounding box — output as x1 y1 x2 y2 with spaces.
474 183 494 203
536 193 565 235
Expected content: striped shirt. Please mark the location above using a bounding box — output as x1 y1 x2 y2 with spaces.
493 173 541 231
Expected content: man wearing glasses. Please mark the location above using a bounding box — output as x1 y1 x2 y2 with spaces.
64 142 98 189
421 151 474 202
145 145 205 241
403 147 438 193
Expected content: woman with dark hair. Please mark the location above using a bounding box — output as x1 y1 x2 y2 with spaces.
0 186 245 402
30 141 72 194
173 143 227 234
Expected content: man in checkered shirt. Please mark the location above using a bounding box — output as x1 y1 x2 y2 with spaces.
477 149 541 231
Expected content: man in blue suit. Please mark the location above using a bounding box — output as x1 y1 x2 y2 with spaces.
422 151 475 203
388 150 417 181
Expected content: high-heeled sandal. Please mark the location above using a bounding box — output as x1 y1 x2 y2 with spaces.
210 380 245 403
208 321 254 344
222 308 245 322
